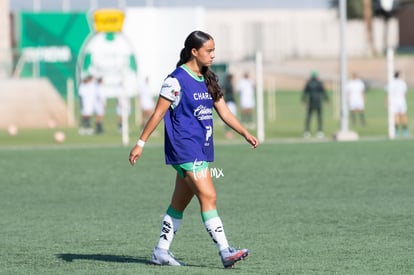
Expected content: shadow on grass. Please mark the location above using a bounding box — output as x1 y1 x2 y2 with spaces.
56 253 211 268
56 253 150 264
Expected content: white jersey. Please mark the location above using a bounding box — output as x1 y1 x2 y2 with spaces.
140 81 155 111
387 78 408 114
346 78 365 110
116 96 131 116
237 78 255 109
79 80 106 116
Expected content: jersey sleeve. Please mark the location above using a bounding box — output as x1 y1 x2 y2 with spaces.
160 76 181 102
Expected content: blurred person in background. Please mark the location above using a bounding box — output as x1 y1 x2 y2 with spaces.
78 74 106 135
301 70 329 138
139 76 155 130
78 74 94 135
346 72 366 126
387 71 409 137
237 72 255 129
128 30 258 268
94 77 106 134
223 73 237 139
116 95 131 133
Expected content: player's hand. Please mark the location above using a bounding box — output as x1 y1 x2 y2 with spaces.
245 133 259 149
129 145 143 165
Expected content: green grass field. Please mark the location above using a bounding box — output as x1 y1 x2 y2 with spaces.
1 88 413 274
1 88 413 147
1 141 413 274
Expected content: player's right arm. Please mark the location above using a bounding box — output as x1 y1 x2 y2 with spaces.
129 96 171 165
129 77 180 165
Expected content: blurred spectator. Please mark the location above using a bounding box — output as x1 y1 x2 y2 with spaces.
346 72 366 126
301 71 329 138
139 76 155 130
78 74 106 135
78 74 94 135
117 95 131 133
387 71 409 137
223 74 237 138
94 77 106 134
237 72 255 129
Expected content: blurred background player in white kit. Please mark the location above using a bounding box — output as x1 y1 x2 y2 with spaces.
117 94 131 133
387 71 409 137
94 77 106 134
346 72 366 126
139 76 155 130
78 75 106 135
237 72 255 129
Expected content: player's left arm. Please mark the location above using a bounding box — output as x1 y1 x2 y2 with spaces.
214 97 259 148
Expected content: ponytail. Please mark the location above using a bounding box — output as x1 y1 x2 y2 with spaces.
176 48 191 68
202 66 223 102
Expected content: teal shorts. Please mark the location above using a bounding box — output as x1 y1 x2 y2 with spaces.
172 161 209 178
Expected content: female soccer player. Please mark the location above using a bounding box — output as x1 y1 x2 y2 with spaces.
128 30 259 268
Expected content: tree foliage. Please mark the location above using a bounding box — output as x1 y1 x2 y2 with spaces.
329 0 365 19
329 0 410 19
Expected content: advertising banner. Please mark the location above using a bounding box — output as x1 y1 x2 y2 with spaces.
19 12 91 96
77 9 138 98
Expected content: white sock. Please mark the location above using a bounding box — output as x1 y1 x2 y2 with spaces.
156 214 182 250
204 216 229 251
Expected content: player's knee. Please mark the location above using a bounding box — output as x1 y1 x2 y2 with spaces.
199 191 217 207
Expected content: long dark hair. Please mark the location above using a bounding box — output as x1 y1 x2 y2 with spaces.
176 30 223 102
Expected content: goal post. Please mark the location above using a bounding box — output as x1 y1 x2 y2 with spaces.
256 51 265 143
121 69 130 146
66 78 76 126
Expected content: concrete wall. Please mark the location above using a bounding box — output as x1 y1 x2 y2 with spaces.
206 9 398 62
0 79 75 129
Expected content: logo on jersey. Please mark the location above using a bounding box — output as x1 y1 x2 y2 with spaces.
205 125 212 146
205 125 212 141
193 105 213 121
193 92 212 100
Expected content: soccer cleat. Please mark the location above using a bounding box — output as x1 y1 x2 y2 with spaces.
219 246 249 268
78 127 93 135
151 247 185 266
316 131 324 139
